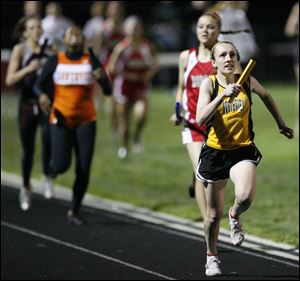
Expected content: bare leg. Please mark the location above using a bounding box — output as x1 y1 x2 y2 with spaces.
195 180 207 220
133 98 148 145
229 161 256 218
204 180 227 255
116 102 132 150
110 98 119 140
186 142 207 220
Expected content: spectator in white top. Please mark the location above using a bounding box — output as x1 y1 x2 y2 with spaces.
83 1 106 42
208 1 259 67
41 2 73 51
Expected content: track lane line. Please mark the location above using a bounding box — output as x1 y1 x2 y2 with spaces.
2 221 177 280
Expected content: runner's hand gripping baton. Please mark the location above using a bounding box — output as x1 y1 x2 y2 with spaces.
88 47 112 96
88 47 102 69
175 102 183 121
226 59 256 102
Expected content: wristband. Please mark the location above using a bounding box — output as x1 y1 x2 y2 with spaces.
175 102 183 120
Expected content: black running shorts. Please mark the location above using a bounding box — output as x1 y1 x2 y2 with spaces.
196 143 262 183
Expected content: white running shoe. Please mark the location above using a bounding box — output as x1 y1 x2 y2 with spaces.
228 208 245 246
205 255 222 276
19 187 32 211
132 142 143 154
43 176 54 199
118 147 128 159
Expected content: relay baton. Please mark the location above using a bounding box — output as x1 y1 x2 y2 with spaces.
88 47 112 96
175 102 183 121
226 59 256 102
88 47 102 69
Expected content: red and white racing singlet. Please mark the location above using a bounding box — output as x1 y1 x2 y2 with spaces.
113 39 154 104
182 48 214 143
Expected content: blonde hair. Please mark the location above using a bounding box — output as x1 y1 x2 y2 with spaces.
123 15 142 35
210 41 240 61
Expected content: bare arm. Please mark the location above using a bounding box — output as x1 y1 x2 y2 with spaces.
196 78 242 126
143 42 160 82
170 50 189 125
284 2 299 38
107 44 137 82
250 76 294 139
107 43 124 75
176 50 189 103
5 44 41 86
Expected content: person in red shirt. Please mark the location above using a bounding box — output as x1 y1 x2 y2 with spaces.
35 26 111 225
170 13 221 219
108 16 159 159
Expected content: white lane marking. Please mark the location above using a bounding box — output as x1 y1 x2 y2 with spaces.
2 171 299 263
1 221 176 280
141 223 299 268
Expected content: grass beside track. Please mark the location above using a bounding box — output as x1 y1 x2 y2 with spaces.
1 82 299 246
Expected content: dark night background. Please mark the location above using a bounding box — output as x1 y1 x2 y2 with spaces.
1 1 298 81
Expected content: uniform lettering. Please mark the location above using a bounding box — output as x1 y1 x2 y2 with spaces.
54 63 93 85
223 99 245 114
191 75 207 88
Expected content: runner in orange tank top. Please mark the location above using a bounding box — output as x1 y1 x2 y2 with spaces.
35 26 112 225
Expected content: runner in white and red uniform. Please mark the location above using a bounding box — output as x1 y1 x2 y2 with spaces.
170 12 221 217
182 48 214 143
108 16 159 159
112 38 153 104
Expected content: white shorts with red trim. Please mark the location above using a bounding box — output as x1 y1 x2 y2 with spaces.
182 127 205 144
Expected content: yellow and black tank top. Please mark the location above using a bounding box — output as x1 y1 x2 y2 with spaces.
205 75 254 150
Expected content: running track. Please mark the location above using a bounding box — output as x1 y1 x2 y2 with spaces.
1 180 299 280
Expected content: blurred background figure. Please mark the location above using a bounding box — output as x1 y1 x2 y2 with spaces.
5 15 54 211
208 1 259 67
148 1 184 89
148 1 183 52
23 1 41 17
284 1 299 136
83 1 107 116
83 1 107 56
285 1 299 86
96 1 125 137
40 2 73 51
108 16 159 159
98 1 125 65
182 1 213 48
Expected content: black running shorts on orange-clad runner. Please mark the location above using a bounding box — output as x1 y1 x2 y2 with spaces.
196 143 262 183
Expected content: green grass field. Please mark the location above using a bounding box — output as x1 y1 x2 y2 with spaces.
1 82 299 246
